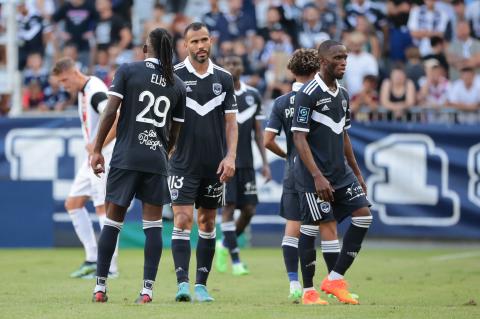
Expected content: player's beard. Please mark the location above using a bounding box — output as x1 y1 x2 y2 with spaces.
192 49 210 63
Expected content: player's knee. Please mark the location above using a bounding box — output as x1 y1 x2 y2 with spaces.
65 197 79 212
174 211 193 229
351 207 372 218
198 214 216 232
242 205 256 218
222 204 235 221
319 221 337 240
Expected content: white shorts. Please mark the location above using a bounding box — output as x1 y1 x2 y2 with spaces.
68 148 113 207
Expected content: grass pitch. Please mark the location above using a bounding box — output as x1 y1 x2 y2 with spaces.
0 247 479 319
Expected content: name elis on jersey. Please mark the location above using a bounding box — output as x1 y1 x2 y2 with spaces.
151 74 167 87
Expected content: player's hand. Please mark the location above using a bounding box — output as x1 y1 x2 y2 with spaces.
217 155 235 183
357 175 367 196
262 164 272 183
90 152 105 178
313 174 334 202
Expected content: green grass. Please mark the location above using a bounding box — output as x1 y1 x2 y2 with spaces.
0 248 479 319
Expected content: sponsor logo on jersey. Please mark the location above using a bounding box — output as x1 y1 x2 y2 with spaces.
184 80 197 86
321 104 330 112
212 83 222 96
146 62 155 69
186 86 192 92
316 97 332 106
245 95 255 106
347 251 358 258
138 129 161 150
244 181 257 195
297 106 310 124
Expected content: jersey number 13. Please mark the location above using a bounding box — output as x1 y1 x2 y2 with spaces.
136 90 171 127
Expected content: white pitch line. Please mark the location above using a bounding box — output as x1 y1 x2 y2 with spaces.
430 251 480 261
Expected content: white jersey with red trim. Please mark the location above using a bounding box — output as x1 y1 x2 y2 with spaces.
77 76 113 151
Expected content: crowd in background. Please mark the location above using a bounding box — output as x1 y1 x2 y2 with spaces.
1 0 480 123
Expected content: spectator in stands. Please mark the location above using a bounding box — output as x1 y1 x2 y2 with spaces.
92 49 112 86
447 20 480 80
112 0 133 25
422 36 449 76
22 79 47 112
466 0 480 39
26 0 55 21
203 0 229 44
143 3 170 44
298 3 330 49
43 74 71 111
174 37 187 64
257 6 284 41
451 0 467 39
0 94 9 116
170 14 192 41
447 67 480 113
62 42 87 73
405 46 425 90
23 52 49 89
407 0 452 56
344 0 387 32
350 74 379 114
17 2 44 70
386 0 413 63
223 0 257 41
344 31 379 96
380 66 416 120
52 0 98 68
356 15 381 60
95 0 132 52
313 0 339 39
418 59 450 109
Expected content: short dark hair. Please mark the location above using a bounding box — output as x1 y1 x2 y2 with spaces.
430 36 444 47
183 22 209 37
51 57 76 75
287 49 320 76
318 39 343 57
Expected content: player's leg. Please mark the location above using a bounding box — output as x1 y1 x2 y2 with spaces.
235 204 255 237
194 207 216 302
282 219 302 302
93 167 138 302
298 192 328 305
66 159 98 277
234 168 258 237
217 203 237 273
93 204 119 277
318 221 340 275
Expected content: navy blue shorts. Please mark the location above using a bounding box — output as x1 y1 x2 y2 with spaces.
106 167 171 207
225 168 258 208
168 174 224 209
280 191 301 221
299 180 371 225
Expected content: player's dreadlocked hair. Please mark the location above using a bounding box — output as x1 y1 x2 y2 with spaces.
287 49 320 76
149 28 174 86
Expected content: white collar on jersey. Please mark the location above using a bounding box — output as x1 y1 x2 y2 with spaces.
234 81 247 95
144 58 160 65
315 73 340 97
292 82 303 92
184 57 214 79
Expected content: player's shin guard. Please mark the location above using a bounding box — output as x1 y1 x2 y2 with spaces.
333 216 373 276
142 220 163 297
69 207 97 262
281 236 299 282
196 230 216 286
299 225 318 288
95 218 123 292
321 240 340 273
172 227 191 284
221 221 240 263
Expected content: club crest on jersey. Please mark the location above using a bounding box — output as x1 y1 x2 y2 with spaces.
342 100 347 112
297 106 310 124
245 95 255 106
213 83 222 95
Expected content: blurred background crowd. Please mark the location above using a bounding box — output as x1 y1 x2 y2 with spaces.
1 0 480 123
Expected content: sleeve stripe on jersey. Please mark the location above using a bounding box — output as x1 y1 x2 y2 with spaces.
172 117 185 123
291 127 310 132
108 91 123 99
345 124 351 130
213 64 232 75
225 109 238 114
265 127 279 133
302 80 316 94
174 62 185 70
305 82 319 95
255 115 266 120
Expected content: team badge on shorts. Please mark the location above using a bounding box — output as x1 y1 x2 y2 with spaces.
213 83 222 95
319 201 331 213
170 189 179 200
245 95 255 106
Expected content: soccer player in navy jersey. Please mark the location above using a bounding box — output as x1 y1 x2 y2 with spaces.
292 40 372 305
90 28 186 304
215 55 271 276
169 22 238 302
264 49 321 303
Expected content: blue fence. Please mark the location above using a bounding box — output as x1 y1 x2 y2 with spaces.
0 117 479 247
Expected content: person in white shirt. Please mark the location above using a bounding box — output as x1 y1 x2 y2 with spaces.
448 67 480 112
407 0 451 56
344 31 378 96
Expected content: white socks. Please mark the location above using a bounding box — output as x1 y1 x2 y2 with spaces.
328 271 344 281
69 207 97 262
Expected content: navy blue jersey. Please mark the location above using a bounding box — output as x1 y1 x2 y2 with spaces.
108 58 186 175
265 82 303 193
170 58 237 178
291 74 355 192
235 82 264 168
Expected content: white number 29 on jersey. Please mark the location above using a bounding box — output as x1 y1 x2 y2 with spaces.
136 90 170 127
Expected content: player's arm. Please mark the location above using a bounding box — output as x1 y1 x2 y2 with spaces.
264 98 286 158
292 92 334 202
343 131 366 195
253 96 271 182
217 76 238 183
168 80 186 157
